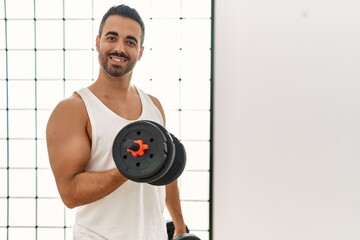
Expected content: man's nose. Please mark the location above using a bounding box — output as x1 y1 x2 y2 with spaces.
114 41 126 53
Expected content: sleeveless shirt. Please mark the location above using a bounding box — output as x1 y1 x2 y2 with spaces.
74 87 167 240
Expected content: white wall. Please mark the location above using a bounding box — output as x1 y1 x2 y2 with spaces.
213 1 360 239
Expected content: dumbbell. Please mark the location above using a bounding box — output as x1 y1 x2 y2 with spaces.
173 234 201 240
167 221 201 240
112 120 186 185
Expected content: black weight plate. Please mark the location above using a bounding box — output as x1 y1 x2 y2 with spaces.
112 121 169 182
140 120 176 183
150 133 186 186
174 233 201 240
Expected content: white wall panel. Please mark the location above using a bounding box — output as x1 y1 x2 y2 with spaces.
214 1 360 239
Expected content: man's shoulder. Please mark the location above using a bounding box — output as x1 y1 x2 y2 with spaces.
147 94 160 105
51 93 87 119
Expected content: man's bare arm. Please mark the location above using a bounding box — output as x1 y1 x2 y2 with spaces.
166 180 187 237
46 95 126 208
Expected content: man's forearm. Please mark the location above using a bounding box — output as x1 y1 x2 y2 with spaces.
166 180 187 234
59 168 127 208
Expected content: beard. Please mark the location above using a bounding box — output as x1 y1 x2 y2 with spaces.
98 52 136 77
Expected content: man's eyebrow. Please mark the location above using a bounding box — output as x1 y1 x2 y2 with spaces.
126 35 139 44
104 31 118 36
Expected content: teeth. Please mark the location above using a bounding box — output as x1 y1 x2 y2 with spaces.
111 57 126 62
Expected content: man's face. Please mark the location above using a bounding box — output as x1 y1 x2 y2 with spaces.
96 15 144 78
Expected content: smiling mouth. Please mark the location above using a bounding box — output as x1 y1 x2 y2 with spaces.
110 56 127 62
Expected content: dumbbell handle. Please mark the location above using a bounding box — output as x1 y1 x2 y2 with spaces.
124 139 149 157
124 139 140 151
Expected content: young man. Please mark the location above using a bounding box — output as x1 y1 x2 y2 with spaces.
46 5 187 239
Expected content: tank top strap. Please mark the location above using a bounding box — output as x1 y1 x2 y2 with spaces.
135 86 164 126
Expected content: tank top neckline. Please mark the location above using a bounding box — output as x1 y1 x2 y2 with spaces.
81 86 145 122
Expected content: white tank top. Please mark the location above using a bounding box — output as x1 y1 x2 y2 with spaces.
74 87 167 240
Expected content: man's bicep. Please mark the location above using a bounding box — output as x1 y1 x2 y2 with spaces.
46 100 91 184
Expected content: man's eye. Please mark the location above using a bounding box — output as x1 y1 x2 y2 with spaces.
107 37 116 41
127 41 136 46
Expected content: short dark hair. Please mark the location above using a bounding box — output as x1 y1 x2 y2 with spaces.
98 4 145 45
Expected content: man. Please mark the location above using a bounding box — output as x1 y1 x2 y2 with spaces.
46 5 187 239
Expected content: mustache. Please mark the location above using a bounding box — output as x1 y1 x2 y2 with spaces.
109 52 130 61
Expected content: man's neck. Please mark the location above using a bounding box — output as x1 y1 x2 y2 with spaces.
91 70 134 96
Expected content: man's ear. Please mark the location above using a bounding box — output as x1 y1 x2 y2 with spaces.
95 36 100 52
138 46 144 61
